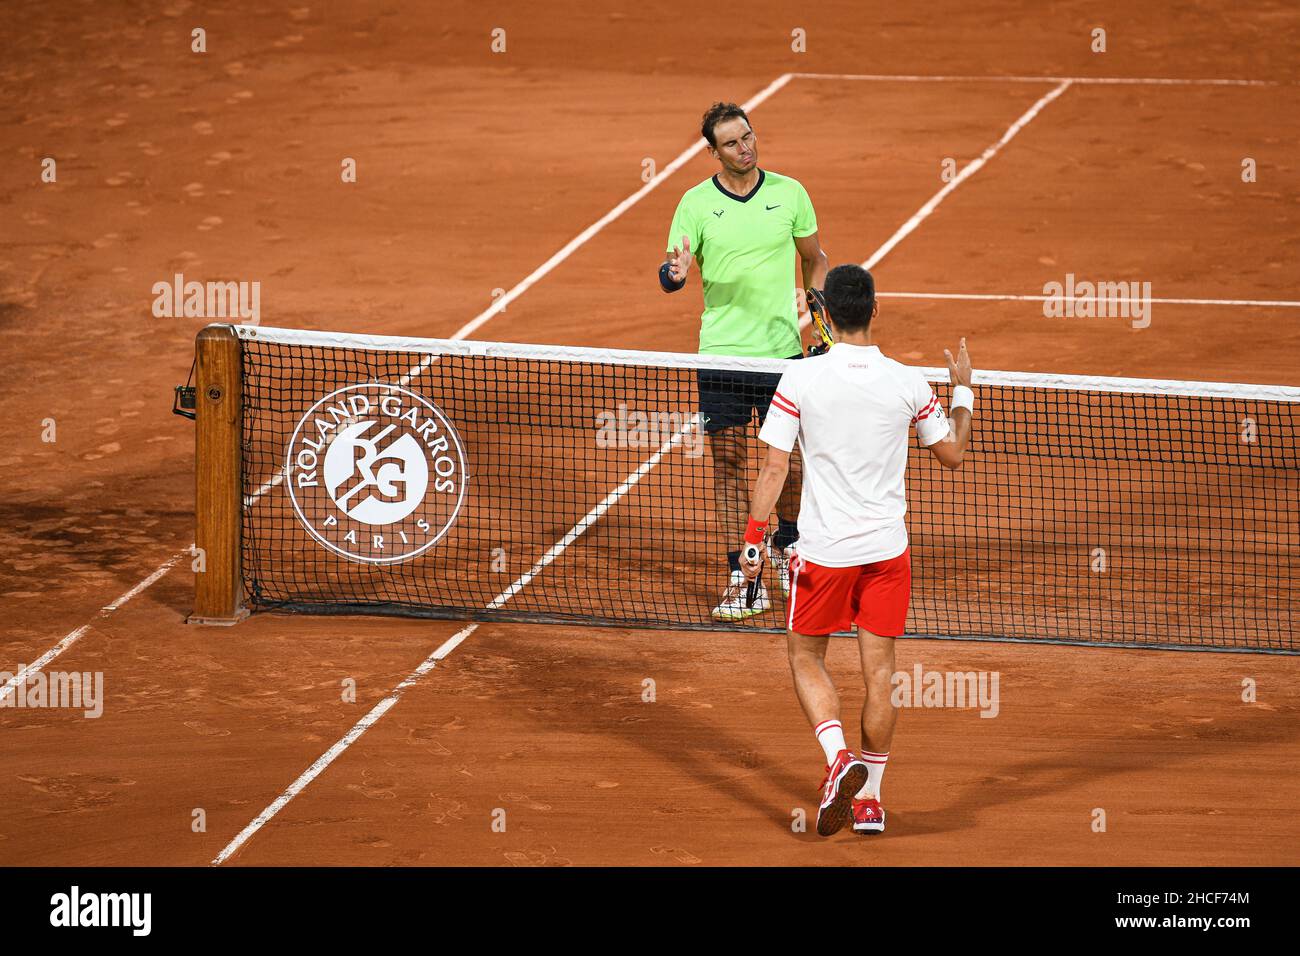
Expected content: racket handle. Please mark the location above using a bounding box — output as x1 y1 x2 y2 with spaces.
743 544 762 609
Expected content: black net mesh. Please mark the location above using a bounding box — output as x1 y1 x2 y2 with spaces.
235 330 1299 653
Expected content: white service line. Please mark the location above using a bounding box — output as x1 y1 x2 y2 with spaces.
243 73 797 507
485 416 699 609
214 417 701 864
863 79 1072 272
877 292 1300 308
447 72 795 342
217 73 804 861
220 78 1070 854
212 621 479 866
245 472 284 507
790 72 1277 87
798 80 1073 332
1 552 183 704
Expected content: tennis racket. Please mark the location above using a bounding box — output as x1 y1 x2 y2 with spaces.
806 288 834 356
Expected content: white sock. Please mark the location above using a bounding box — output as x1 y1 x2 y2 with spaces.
813 719 847 765
856 750 889 800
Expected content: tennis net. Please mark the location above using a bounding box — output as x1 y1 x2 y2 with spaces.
199 324 1300 653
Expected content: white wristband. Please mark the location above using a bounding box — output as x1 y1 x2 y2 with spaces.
951 384 974 413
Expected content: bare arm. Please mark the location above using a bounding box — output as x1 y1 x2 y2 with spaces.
928 406 972 469
748 445 790 525
927 337 974 470
794 231 829 293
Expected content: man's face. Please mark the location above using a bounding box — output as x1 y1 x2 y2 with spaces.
708 117 757 174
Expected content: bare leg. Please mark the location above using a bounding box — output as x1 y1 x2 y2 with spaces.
787 631 838 727
707 427 748 541
858 627 898 757
792 628 872 836
711 426 801 541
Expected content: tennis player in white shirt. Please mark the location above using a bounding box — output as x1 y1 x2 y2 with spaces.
740 263 975 837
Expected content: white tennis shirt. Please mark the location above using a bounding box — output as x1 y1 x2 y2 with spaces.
758 342 951 566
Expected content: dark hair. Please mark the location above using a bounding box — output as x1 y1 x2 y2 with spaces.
823 264 876 332
701 102 751 147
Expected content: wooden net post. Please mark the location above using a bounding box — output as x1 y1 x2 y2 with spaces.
188 324 249 624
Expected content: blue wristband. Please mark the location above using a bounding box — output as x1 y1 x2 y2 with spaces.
659 261 686 293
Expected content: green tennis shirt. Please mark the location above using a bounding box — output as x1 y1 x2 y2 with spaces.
666 169 817 357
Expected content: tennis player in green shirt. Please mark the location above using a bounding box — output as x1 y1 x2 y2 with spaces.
660 101 829 621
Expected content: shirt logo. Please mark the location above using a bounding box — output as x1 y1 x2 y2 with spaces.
765 204 781 210
713 209 724 218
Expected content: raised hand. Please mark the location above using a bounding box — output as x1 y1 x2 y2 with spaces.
944 337 972 389
666 235 693 283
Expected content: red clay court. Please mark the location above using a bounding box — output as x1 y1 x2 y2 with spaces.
1 1 1297 867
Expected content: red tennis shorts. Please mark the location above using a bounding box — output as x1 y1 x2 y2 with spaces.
786 548 911 637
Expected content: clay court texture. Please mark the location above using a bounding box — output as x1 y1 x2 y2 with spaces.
1 1 1297 866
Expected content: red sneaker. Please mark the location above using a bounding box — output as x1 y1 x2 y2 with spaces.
816 750 869 837
851 796 886 834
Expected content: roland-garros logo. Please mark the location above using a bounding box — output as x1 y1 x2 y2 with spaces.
287 383 468 564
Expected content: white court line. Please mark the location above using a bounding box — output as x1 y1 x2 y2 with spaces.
245 469 286 505
216 68 1272 861
0 553 183 704
790 72 1278 87
863 79 1072 272
877 292 1300 308
484 417 700 609
214 417 699 864
212 621 479 866
18 56 766 806
222 69 788 861
798 79 1074 333
216 72 800 860
242 73 797 508
447 73 795 342
59 64 1294 607
220 77 1082 859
